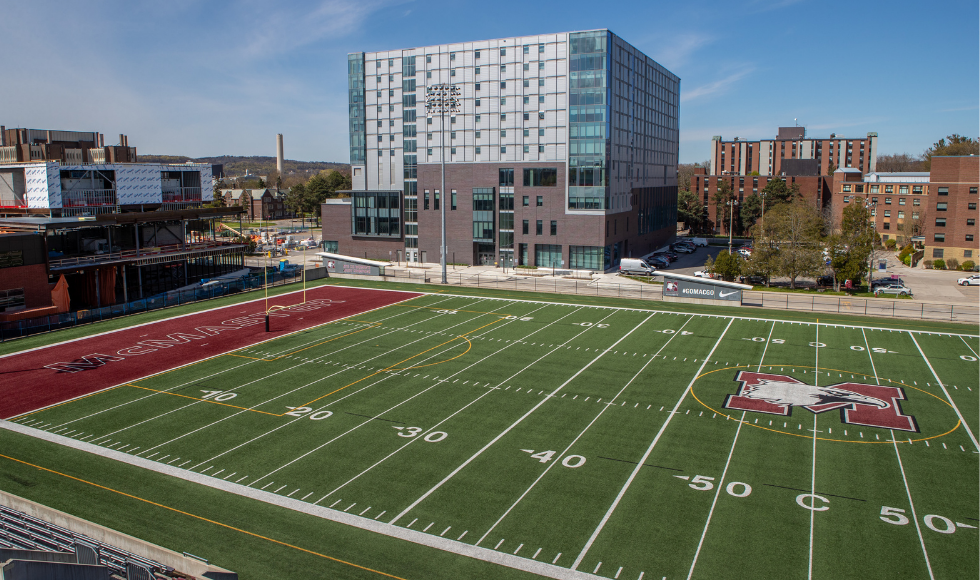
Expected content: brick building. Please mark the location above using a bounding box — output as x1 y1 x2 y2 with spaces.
322 29 680 270
830 156 979 263
221 188 291 221
690 169 831 235
0 127 137 165
710 127 877 177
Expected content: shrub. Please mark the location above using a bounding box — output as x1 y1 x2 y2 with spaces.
898 243 914 260
962 260 976 271
885 239 897 250
946 258 960 271
902 255 911 266
923 260 933 269
933 259 945 270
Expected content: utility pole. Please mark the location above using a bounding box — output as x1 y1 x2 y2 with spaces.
425 83 460 285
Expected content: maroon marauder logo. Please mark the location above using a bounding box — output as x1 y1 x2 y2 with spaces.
723 371 919 432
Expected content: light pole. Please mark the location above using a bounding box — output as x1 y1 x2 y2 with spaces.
727 198 739 254
866 197 877 289
425 83 460 285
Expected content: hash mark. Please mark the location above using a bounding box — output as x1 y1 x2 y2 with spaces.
495 539 505 550
552 553 562 564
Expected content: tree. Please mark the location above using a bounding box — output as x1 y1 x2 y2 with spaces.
284 182 307 217
712 180 736 234
713 251 744 281
678 189 705 232
759 178 797 207
766 201 824 288
257 177 266 188
304 170 353 220
876 153 925 172
824 200 874 291
826 161 837 176
899 209 926 246
740 193 762 233
923 134 979 170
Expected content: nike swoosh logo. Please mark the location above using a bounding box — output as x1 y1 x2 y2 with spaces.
719 291 738 298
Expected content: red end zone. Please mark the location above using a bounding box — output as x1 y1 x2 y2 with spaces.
0 286 421 419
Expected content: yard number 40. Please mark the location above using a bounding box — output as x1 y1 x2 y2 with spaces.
521 449 587 468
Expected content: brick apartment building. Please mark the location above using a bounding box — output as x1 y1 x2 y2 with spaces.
710 127 877 177
220 188 291 221
830 156 979 263
322 30 680 270
690 168 831 235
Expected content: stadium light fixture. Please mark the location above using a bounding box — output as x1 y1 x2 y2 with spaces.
425 83 461 284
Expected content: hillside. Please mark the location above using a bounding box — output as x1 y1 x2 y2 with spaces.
138 155 348 178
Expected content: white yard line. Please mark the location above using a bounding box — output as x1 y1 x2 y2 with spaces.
687 321 774 579
42 296 440 429
390 309 653 526
959 336 979 358
807 325 819 580
571 318 735 571
0 419 605 580
908 333 980 452
476 314 690 546
137 302 488 460
891 431 935 580
861 329 879 383
312 304 581 504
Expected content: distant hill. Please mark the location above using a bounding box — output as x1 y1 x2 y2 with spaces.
138 155 348 178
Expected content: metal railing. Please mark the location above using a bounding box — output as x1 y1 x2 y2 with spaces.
48 241 242 269
162 187 202 202
376 269 980 324
61 189 116 207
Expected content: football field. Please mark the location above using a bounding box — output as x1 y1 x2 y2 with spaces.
3 290 978 579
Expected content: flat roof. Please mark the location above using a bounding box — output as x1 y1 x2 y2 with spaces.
0 207 244 231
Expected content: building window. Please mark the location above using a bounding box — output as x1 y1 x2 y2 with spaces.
536 220 543 235
500 168 514 186
500 48 506 56
885 197 891 205
934 233 945 242
968 219 976 226
913 198 920 206
883 210 890 218
500 81 506 89
870 185 879 193
539 79 545 87
938 187 948 196
522 219 529 234
912 185 923 194
475 131 481 139
522 195 529 206
500 97 506 105
935 218 946 227
475 99 481 107
842 185 851 193
450 52 455 61
899 185 909 194
434 190 440 210
843 196 850 203
569 246 602 270
475 147 481 154
426 55 431 63
898 211 905 219
500 64 506 72
427 133 432 140
523 96 530 104
427 148 433 156
523 64 530 73
524 168 558 187
501 146 506 153
428 117 433 124
536 195 543 206
523 145 529 153
967 234 975 242
883 222 890 230
475 66 481 75
538 128 545 136
937 203 948 211
450 147 456 155
475 83 481 91
539 43 545 53
451 189 457 210
475 115 481 123
500 130 507 137
970 203 978 210
539 61 545 69
966 250 974 258
538 112 544 120
933 248 944 258
352 191 400 237
538 96 545 103
899 198 906 206
539 145 544 153
885 185 893 193
450 131 456 140
523 44 529 54
550 220 557 235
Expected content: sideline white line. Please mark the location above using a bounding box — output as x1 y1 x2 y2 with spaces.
908 333 980 451
0 420 603 580
891 430 935 580
419 291 979 338
390 309 655 525
686 321 774 579
475 314 689 546
571 317 735 570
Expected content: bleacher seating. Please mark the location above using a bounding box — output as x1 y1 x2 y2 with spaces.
0 504 182 579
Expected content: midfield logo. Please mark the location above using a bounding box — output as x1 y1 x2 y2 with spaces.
723 371 919 432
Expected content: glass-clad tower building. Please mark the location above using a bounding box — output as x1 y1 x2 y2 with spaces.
325 29 679 270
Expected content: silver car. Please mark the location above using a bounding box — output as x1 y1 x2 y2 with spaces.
874 285 913 297
957 274 980 286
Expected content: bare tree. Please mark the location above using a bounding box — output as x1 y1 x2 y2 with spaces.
767 201 825 288
876 153 925 172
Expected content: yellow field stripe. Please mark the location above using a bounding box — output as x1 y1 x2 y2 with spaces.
224 320 382 361
0 453 410 580
125 384 282 416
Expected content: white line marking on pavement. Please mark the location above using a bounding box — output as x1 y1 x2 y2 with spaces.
572 318 735 570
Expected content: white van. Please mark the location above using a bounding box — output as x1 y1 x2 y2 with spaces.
620 258 656 276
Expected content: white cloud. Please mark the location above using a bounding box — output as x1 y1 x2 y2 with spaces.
635 32 714 70
682 67 754 102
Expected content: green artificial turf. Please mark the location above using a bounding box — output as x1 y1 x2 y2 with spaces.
3 294 977 579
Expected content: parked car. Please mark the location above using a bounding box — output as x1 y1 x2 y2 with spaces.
737 247 753 258
672 244 696 254
957 274 980 286
739 274 766 285
679 237 709 247
874 285 913 297
694 270 714 278
653 251 678 262
620 258 657 276
871 277 904 288
647 255 670 269
816 275 835 288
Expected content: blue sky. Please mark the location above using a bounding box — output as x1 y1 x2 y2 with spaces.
2 0 977 164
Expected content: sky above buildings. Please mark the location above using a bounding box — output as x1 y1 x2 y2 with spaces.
3 0 977 165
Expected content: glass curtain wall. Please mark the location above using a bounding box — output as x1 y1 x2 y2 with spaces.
535 244 562 268
568 31 610 210
348 54 366 165
402 55 418 255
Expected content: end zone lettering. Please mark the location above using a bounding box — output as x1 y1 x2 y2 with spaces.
43 299 344 373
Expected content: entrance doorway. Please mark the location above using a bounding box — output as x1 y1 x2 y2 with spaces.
476 243 496 266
